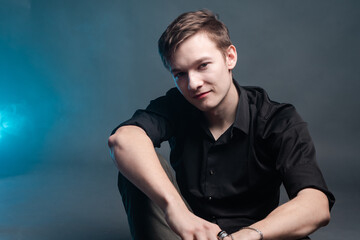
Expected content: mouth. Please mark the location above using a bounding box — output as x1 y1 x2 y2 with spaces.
193 91 211 99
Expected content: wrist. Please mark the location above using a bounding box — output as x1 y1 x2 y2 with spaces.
233 226 263 240
163 193 188 215
241 227 263 240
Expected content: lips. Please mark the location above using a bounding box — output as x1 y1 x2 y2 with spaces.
193 91 211 99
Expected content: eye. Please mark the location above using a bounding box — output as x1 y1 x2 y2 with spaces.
199 63 209 69
174 72 186 81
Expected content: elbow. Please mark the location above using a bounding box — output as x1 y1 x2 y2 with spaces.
298 188 331 230
318 208 331 227
318 193 331 227
313 197 331 228
107 125 149 170
108 133 119 152
108 126 136 168
108 131 120 150
108 125 148 155
107 129 123 165
108 126 131 151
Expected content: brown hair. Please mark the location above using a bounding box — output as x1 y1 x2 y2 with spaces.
158 9 232 70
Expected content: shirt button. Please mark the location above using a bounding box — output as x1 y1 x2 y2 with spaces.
208 196 212 201
209 170 215 175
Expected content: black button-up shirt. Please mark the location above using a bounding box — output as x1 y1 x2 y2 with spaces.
113 81 335 233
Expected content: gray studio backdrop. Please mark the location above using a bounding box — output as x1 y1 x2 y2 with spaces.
0 0 359 239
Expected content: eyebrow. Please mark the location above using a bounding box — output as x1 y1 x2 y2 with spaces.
171 57 212 74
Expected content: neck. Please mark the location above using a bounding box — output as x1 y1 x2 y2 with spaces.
204 82 239 140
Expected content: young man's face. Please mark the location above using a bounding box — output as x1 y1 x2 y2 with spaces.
169 32 237 113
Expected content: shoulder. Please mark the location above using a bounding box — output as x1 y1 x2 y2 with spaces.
145 87 196 125
147 87 188 112
242 86 305 135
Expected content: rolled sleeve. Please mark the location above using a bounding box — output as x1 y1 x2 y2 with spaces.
268 109 335 209
110 88 184 148
283 161 335 209
112 110 172 147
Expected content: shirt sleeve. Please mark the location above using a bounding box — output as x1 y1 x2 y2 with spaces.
110 88 184 148
265 105 335 209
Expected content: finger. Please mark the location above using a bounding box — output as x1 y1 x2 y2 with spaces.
205 230 220 240
225 235 234 240
193 229 217 240
215 230 233 240
210 225 223 240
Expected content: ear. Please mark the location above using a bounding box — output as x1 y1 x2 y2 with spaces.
226 45 237 70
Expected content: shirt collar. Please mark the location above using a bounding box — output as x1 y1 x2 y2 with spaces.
189 79 250 137
233 80 250 135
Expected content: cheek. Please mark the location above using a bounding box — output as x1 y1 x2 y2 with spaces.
175 81 187 94
208 64 226 77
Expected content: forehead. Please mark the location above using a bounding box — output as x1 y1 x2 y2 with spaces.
170 32 223 70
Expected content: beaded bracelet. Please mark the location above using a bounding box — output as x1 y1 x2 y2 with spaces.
240 227 263 240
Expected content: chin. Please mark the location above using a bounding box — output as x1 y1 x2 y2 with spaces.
186 97 218 112
194 103 216 112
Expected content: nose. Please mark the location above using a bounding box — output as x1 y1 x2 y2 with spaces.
187 71 203 91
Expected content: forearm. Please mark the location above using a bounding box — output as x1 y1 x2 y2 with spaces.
108 125 222 239
232 188 330 240
108 125 185 211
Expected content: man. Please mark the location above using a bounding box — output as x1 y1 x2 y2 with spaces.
108 10 335 240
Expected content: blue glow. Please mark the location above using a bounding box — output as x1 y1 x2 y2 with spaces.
0 104 26 140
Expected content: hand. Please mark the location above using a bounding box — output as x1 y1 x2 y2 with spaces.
164 200 222 240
